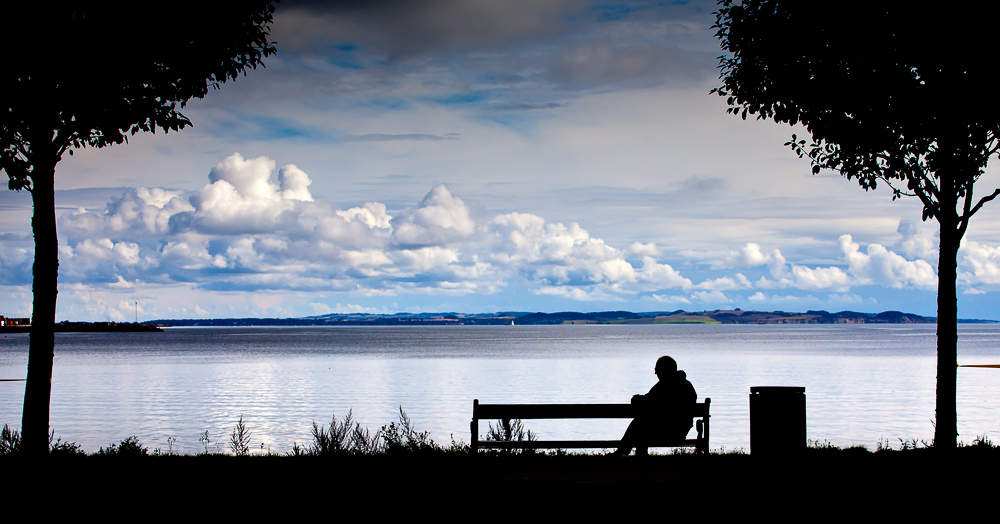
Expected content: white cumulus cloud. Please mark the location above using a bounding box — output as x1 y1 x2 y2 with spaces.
392 184 475 247
839 234 936 289
44 154 708 300
960 241 1000 286
11 151 981 314
715 235 935 293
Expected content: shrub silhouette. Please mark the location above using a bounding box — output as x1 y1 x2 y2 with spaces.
380 407 437 454
96 436 148 456
229 415 252 456
309 410 356 456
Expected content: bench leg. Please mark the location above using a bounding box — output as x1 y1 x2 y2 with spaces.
696 418 709 454
471 399 479 454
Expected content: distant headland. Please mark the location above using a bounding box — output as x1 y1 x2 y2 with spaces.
4 310 995 331
0 320 164 333
143 309 996 327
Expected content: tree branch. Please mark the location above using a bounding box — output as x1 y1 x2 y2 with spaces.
958 184 976 239
985 131 999 156
911 183 939 219
919 173 941 203
880 177 916 198
968 187 1000 218
963 183 974 218
14 141 30 161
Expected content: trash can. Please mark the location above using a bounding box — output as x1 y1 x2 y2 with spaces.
749 386 805 455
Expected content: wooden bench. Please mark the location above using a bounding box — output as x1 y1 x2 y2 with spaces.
471 398 711 454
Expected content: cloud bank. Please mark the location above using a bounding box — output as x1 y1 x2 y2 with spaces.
3 153 999 320
48 153 698 302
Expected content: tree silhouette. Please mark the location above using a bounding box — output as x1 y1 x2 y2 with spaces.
2 1 278 454
713 1 1000 449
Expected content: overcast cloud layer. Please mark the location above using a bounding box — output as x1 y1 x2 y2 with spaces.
2 0 1000 321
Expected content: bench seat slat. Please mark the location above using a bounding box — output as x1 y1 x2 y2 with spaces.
474 403 710 419
475 404 632 419
476 439 700 449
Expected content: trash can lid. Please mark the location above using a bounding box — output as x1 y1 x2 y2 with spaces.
750 386 805 394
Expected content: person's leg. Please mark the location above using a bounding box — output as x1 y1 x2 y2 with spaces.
634 418 653 457
614 419 641 456
667 422 694 444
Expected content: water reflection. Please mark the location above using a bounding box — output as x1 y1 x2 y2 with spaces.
1 324 998 454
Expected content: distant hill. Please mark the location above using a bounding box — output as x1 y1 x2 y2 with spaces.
142 309 996 327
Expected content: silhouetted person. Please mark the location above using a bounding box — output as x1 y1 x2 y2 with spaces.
614 355 697 457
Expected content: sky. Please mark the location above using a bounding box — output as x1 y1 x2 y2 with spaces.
2 0 1000 322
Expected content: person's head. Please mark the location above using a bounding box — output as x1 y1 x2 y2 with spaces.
654 356 677 379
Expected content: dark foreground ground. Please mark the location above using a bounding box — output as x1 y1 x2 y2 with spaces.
4 447 996 518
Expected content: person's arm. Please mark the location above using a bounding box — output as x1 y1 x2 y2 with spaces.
632 381 662 410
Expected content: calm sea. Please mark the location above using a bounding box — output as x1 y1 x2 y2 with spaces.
1 324 998 454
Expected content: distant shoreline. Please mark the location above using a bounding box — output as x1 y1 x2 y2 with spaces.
0 322 164 333
5 310 996 331
137 309 996 327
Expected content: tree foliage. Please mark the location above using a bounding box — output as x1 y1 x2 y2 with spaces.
2 1 278 190
713 0 1000 226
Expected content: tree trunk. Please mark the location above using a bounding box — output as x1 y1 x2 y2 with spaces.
934 182 958 450
20 147 58 455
